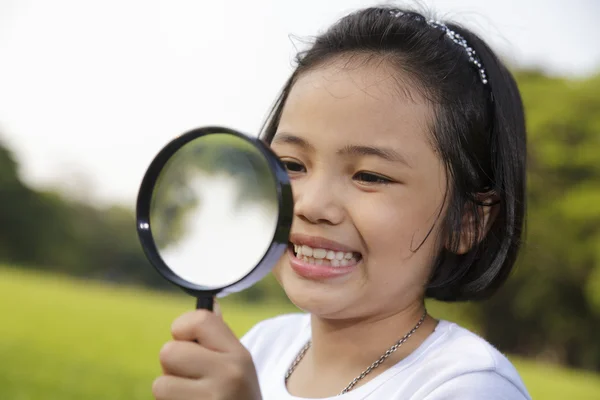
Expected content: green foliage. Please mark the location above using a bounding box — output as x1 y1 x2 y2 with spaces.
0 139 169 289
1 266 599 400
0 144 20 186
479 70 600 370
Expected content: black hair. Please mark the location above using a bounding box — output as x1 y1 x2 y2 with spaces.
259 6 526 302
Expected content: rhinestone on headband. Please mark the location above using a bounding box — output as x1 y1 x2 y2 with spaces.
428 20 488 85
390 11 488 85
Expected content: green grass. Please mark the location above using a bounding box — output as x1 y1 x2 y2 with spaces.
1 266 599 399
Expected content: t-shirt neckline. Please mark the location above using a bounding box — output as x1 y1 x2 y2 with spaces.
273 316 452 400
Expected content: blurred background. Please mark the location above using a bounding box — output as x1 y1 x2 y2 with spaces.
0 0 599 399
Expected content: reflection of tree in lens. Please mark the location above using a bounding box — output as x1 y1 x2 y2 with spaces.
150 134 278 252
151 161 200 252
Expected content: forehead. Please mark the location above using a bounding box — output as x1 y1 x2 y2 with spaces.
276 58 434 152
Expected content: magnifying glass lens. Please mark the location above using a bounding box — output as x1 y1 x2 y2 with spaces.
150 134 279 289
136 127 292 310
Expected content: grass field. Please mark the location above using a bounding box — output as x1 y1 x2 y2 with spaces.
1 266 599 399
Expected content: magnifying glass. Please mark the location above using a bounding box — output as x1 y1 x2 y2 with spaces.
136 126 293 311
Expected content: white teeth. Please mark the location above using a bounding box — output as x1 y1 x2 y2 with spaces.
313 248 327 259
292 243 358 264
301 245 313 257
295 254 358 267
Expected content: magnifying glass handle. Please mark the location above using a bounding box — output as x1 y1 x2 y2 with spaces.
196 296 214 311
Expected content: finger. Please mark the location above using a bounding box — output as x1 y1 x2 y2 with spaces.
152 375 201 400
159 340 219 379
171 309 240 352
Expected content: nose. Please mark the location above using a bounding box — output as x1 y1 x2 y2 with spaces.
292 171 345 225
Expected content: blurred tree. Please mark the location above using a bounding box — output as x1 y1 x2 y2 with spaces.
0 144 65 263
0 143 25 261
0 138 169 289
480 71 600 371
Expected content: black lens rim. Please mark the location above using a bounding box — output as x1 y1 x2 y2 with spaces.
136 126 292 297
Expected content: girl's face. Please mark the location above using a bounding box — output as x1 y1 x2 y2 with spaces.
270 59 448 319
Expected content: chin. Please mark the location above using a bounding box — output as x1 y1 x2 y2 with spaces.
276 262 357 318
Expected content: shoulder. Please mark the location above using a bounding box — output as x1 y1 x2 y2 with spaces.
428 321 523 379
240 313 310 369
422 370 531 399
413 320 531 399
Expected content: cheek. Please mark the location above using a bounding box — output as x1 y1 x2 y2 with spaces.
272 254 285 281
353 192 443 266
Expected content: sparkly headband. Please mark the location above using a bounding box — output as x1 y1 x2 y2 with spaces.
390 11 489 86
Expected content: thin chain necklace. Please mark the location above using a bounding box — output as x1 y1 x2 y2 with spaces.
285 310 428 396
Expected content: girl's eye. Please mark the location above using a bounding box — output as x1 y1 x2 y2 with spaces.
354 172 393 185
282 160 306 173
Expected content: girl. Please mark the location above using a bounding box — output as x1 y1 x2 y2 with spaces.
152 5 531 400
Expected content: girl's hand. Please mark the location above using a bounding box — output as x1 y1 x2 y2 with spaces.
152 304 262 400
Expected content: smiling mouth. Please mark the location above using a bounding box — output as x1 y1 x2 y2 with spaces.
288 242 362 267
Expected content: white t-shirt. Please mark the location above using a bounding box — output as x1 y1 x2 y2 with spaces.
241 313 532 400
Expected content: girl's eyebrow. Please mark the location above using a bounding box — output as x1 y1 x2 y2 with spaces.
272 133 314 150
339 144 412 168
272 132 412 168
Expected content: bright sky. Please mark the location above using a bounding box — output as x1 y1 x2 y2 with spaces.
0 0 598 206
159 172 277 288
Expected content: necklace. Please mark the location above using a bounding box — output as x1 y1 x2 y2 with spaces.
284 310 427 396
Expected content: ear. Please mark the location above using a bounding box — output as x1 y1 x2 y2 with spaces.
454 192 500 255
